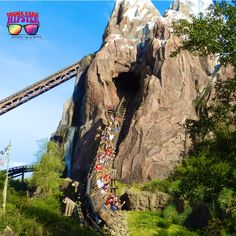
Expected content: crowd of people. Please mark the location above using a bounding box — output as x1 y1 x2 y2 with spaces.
92 105 125 215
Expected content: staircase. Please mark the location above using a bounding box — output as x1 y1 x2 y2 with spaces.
115 98 129 152
83 97 128 232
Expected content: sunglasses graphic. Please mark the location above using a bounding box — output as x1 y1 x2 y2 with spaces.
7 24 40 35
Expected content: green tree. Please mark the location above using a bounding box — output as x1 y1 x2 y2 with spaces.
172 1 236 67
172 1 236 144
32 141 64 197
170 1 236 234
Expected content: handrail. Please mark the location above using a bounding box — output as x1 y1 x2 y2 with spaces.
114 98 128 146
116 97 125 114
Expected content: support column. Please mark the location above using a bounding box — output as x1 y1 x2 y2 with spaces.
21 171 24 182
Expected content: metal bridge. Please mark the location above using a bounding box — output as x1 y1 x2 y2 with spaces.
8 165 35 181
0 60 81 116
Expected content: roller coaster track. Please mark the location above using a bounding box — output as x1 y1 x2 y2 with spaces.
0 61 81 116
7 165 35 180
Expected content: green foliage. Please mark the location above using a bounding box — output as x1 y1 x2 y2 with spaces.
149 3 236 234
160 203 193 226
186 77 236 144
31 141 64 197
175 151 234 202
173 1 236 146
0 187 97 235
173 205 193 226
172 1 236 67
167 2 236 233
135 179 180 197
127 211 198 236
162 204 178 222
116 181 127 196
172 1 236 146
0 140 96 235
0 171 6 189
202 217 223 236
217 188 236 233
0 144 97 236
169 146 236 233
218 188 236 215
34 138 48 161
141 179 171 193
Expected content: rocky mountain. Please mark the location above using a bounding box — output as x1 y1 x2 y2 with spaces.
56 0 232 183
167 0 212 18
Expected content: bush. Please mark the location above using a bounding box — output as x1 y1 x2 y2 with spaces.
141 179 171 193
0 140 97 236
217 188 236 233
218 188 236 215
202 217 223 236
127 211 198 236
0 180 97 235
162 204 178 222
31 141 64 197
173 205 193 225
175 150 234 202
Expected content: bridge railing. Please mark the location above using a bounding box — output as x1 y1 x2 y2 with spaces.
0 61 82 116
0 61 81 105
7 165 36 178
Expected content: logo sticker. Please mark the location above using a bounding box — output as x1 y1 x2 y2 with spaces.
7 12 41 39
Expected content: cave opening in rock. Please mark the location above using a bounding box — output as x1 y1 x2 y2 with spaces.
113 72 141 154
113 72 140 100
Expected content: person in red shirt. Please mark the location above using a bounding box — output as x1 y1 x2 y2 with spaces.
104 174 111 182
105 196 114 206
95 164 103 171
106 148 112 156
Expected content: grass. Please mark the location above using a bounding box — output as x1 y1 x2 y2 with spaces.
141 179 169 193
116 179 168 196
116 178 179 196
0 141 99 235
116 181 127 196
0 185 97 236
116 181 147 196
127 211 198 236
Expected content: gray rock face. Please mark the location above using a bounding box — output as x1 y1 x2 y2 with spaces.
164 0 213 24
120 190 170 211
1 227 15 236
169 0 212 17
56 0 232 183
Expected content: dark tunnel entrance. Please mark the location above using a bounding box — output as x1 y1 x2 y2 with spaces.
113 72 141 154
113 72 140 100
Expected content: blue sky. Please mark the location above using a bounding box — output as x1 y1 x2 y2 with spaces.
0 0 207 168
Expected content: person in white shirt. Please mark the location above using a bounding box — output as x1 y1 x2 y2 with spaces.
97 177 105 189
